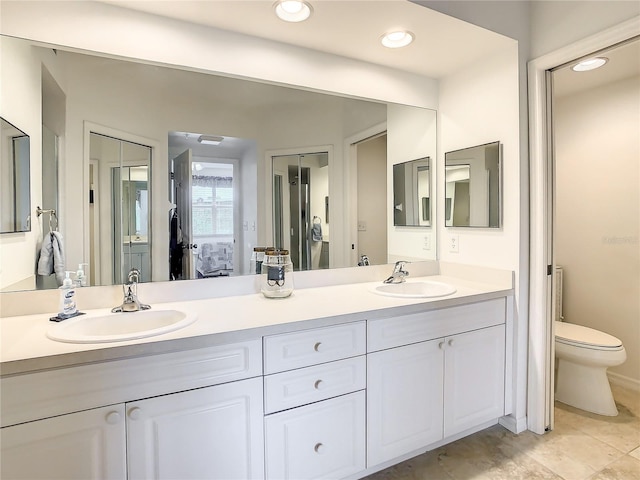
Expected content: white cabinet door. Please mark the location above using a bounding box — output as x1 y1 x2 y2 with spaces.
1 405 126 480
444 324 506 437
265 391 366 480
367 339 444 467
127 376 264 480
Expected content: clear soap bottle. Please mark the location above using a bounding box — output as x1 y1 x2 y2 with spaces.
59 271 77 317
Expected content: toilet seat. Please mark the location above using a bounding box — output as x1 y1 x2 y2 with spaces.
555 321 623 350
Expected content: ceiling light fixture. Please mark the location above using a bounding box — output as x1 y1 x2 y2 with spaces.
571 57 609 72
197 135 224 145
381 30 414 49
274 0 313 23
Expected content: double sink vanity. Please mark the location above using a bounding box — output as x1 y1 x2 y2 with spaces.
0 263 513 480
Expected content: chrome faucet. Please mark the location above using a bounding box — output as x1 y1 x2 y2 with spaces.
383 261 410 284
112 268 151 313
358 255 370 266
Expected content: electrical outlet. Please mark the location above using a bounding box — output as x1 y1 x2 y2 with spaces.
449 234 460 253
422 236 431 250
358 221 367 232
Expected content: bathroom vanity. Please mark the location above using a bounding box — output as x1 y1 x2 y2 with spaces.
0 269 513 479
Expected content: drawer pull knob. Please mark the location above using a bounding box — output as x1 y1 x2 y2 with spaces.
314 442 325 454
314 379 324 390
128 407 142 420
313 342 322 352
105 411 121 425
438 341 445 350
448 339 455 347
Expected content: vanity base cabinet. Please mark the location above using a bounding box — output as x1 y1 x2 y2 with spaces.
265 391 366 480
127 376 264 480
444 324 506 438
367 324 506 470
367 340 444 466
0 404 127 480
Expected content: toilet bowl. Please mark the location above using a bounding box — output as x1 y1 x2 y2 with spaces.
555 320 626 416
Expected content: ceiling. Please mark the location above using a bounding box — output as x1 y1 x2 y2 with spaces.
100 0 511 79
553 36 640 97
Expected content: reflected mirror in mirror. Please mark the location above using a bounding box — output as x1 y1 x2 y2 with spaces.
1 117 31 233
393 157 431 227
1 34 437 292
445 142 501 228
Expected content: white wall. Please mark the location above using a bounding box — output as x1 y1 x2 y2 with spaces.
530 1 640 58
387 104 438 262
0 36 42 291
555 75 640 385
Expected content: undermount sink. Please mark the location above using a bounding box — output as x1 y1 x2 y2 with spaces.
372 280 457 298
46 309 196 344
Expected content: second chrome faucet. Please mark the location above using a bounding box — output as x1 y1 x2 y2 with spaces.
383 261 410 284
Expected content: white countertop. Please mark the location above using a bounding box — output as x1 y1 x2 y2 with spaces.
0 275 512 376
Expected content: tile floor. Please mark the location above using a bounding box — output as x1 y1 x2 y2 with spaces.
364 384 640 480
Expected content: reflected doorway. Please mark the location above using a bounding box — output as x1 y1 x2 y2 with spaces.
89 132 152 285
272 152 329 271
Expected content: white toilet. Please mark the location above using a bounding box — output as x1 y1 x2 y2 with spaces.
554 267 626 416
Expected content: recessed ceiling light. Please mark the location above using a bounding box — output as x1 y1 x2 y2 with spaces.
274 0 313 23
571 57 609 72
198 135 224 145
381 30 414 49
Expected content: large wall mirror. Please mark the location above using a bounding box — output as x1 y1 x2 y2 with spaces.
1 35 437 291
1 117 31 234
444 141 502 228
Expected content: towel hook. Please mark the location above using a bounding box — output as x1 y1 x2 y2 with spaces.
36 206 58 232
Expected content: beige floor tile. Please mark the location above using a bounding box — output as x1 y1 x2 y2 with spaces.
630 447 640 461
588 454 640 480
555 392 640 453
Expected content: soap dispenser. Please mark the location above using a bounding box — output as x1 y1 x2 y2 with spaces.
75 263 89 287
59 271 77 317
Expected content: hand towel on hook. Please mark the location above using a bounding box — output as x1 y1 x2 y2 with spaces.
37 231 66 286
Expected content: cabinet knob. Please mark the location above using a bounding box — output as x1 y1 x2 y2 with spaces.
313 342 322 352
105 411 121 425
314 442 325 454
314 379 324 390
128 407 142 420
438 341 445 350
448 339 455 347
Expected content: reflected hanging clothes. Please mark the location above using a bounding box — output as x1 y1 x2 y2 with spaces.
311 216 323 242
169 209 183 280
37 231 66 286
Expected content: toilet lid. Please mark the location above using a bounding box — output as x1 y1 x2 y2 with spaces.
555 321 623 349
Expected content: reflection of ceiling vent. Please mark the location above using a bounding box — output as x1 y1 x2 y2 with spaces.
197 135 224 145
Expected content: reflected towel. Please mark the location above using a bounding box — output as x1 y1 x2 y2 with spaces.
312 222 323 242
37 231 66 286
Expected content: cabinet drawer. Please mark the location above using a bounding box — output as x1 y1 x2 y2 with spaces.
265 391 365 480
264 322 366 374
368 298 506 352
1 339 262 428
264 356 366 414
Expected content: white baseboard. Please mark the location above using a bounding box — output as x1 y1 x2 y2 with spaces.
499 414 528 434
608 371 640 392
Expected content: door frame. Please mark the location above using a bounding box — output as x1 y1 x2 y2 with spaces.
344 122 387 267
527 16 640 434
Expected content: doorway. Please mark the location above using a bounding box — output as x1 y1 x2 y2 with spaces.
528 19 639 434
